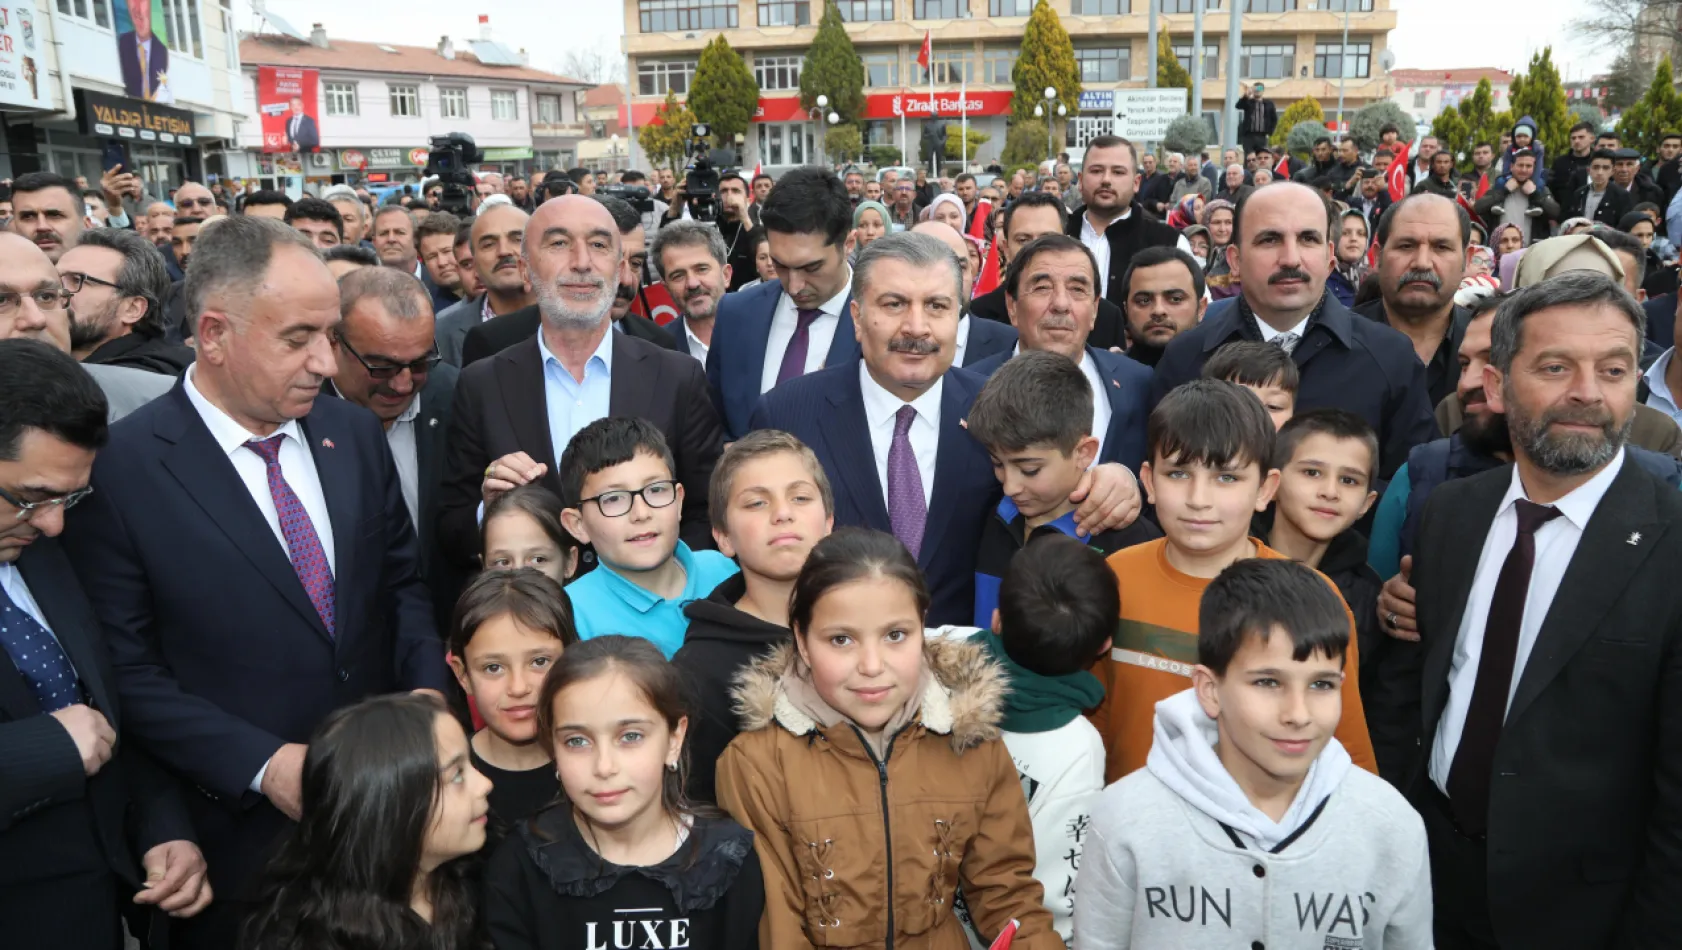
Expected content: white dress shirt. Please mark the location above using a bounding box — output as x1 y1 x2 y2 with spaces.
760 269 853 394
385 397 422 529
683 319 710 365
1429 449 1626 793
1255 313 1311 343
1010 344 1112 460
858 361 940 510
1078 208 1196 298
1643 347 1682 427
953 315 973 368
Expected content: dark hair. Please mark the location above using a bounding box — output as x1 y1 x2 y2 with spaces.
82 188 107 203
1203 339 1300 393
241 693 480 950
718 171 746 191
997 533 1119 677
1379 123 1400 137
1148 378 1276 471
1119 244 1207 301
567 167 594 185
620 170 648 184
72 228 172 339
1270 408 1378 481
454 222 475 249
758 166 853 246
1002 233 1099 298
0 339 109 460
707 428 834 531
592 195 640 236
955 173 977 187
789 528 929 637
284 196 345 238
967 349 1093 455
1374 193 1472 250
1665 132 1682 145
173 214 205 229
1617 210 1654 233
1595 132 1619 143
1570 120 1597 136
1083 134 1139 168
1232 180 1336 247
1591 226 1647 284
322 243 379 267
10 171 77 204
447 567 577 657
1472 141 1494 152
1002 190 1068 237
558 416 676 508
1590 148 1617 164
416 209 462 242
482 484 580 577
1313 135 1332 148
1198 559 1349 675
244 189 294 210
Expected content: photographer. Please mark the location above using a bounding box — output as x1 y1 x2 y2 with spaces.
662 169 758 292
620 170 669 233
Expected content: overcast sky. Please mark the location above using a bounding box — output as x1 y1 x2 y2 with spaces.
241 0 1616 84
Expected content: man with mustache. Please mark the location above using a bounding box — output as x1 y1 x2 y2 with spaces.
438 194 724 567
1068 135 1189 308
9 172 84 264
1353 194 1474 409
651 220 730 363
908 220 1019 368
970 192 1129 350
432 203 534 367
1150 181 1437 481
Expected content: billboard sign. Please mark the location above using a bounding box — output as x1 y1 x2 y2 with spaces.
258 66 320 153
0 2 49 110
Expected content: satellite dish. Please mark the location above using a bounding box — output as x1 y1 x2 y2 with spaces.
1378 49 1397 73
250 0 310 42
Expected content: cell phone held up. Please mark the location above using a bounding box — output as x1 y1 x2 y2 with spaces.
102 141 131 176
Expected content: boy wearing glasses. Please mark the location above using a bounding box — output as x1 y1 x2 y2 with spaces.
558 416 738 657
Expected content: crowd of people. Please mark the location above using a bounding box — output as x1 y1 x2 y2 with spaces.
3 118 1682 950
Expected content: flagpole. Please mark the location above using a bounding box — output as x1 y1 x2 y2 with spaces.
960 78 968 171
929 34 937 178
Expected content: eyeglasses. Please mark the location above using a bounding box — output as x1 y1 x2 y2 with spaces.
334 332 441 381
60 272 124 295
0 483 93 522
579 480 677 518
177 197 215 209
0 288 71 316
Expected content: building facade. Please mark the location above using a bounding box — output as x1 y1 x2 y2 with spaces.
621 0 1397 169
1388 67 1513 130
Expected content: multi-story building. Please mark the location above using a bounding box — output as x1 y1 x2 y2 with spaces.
577 83 635 174
233 18 588 190
1389 67 1513 130
621 0 1397 169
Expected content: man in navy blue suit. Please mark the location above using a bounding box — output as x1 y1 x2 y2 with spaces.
709 167 863 439
966 233 1152 472
63 215 451 949
907 219 1019 368
748 232 1143 625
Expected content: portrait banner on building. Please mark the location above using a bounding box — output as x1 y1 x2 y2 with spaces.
0 0 49 110
115 0 171 103
258 65 321 153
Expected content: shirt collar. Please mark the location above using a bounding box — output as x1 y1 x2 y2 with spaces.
788 267 854 318
392 392 423 425
596 541 698 613
1499 446 1627 531
995 496 1082 537
1644 347 1676 405
184 364 306 457
536 323 615 376
858 360 945 429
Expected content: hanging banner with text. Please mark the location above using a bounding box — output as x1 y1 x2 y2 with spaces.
76 89 195 145
258 65 321 153
0 1 50 110
1110 88 1188 142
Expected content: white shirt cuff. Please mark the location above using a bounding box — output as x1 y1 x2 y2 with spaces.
251 757 271 794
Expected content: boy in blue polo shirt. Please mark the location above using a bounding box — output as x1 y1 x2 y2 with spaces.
967 350 1159 627
558 416 737 656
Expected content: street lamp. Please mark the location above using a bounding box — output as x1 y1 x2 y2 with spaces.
1032 87 1065 162
808 93 832 165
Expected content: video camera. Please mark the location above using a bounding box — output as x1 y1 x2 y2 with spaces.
598 184 655 215
678 123 738 224
424 132 482 217
539 170 578 201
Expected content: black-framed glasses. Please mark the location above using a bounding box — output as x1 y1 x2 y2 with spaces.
0 483 93 522
177 196 215 209
579 480 678 518
60 272 124 295
334 332 441 381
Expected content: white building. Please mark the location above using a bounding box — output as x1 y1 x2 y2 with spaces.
1389 67 1513 129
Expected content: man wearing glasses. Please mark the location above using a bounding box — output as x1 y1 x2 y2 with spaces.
56 227 193 375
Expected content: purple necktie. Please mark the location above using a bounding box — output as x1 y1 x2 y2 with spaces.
776 307 824 385
246 435 336 636
887 405 927 558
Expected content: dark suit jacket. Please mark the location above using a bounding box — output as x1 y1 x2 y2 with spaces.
61 384 450 902
1561 182 1633 227
1400 459 1682 946
962 316 1017 368
284 113 319 152
967 344 1151 471
968 285 1129 351
460 305 680 366
748 364 997 626
117 31 168 101
708 279 861 439
438 330 724 567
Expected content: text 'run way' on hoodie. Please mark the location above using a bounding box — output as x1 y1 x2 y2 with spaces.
1071 690 1432 950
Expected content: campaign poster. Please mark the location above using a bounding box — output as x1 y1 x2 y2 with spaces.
259 65 321 153
0 1 50 110
114 0 172 103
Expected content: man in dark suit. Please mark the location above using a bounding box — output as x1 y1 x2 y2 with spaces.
283 97 319 152
117 0 169 102
749 232 1142 626
650 219 728 364
1151 182 1437 481
0 339 211 949
1398 272 1682 947
709 167 863 440
62 216 451 949
435 204 534 366
967 234 1152 472
440 195 723 571
970 191 1129 351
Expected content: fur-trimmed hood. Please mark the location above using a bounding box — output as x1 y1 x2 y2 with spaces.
730 634 1007 754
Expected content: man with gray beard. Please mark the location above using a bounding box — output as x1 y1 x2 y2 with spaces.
437 194 725 566
1355 194 1474 409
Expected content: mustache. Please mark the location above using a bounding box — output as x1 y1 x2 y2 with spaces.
615 281 637 302
494 255 520 271
1396 269 1442 290
887 337 941 356
1268 267 1312 285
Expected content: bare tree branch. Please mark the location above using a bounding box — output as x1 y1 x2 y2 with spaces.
556 47 625 85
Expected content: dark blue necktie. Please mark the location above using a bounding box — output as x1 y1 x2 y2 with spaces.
0 578 82 712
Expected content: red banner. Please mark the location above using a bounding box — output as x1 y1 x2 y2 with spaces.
258 65 320 154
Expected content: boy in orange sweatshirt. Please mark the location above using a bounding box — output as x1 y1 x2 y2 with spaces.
1091 378 1377 782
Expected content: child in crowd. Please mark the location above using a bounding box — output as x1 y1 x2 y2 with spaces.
671 430 835 804
1074 559 1432 948
559 417 738 656
242 693 493 950
1092 379 1376 783
716 528 1061 949
483 485 581 583
483 636 765 950
447 568 578 836
1201 339 1299 430
966 350 1161 627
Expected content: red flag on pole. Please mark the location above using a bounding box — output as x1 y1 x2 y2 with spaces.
629 281 680 327
968 198 991 241
1274 152 1291 181
917 31 932 71
974 235 1003 298
1386 140 1412 202
1473 171 1489 200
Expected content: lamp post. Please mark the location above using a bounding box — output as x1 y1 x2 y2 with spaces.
1032 86 1065 163
807 94 841 166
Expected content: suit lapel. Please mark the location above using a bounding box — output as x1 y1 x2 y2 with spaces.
608 332 654 422
495 338 560 474
737 286 778 382
823 293 859 369
918 374 969 572
820 370 891 532
1421 467 1509 732
298 411 358 647
14 547 112 720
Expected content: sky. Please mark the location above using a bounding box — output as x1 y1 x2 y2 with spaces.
240 0 1615 84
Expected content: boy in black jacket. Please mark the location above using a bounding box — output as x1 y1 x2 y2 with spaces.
671 430 834 803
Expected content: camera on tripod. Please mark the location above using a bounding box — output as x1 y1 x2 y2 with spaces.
425 132 482 216
679 123 739 225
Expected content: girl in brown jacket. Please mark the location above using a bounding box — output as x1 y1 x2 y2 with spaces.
716 528 1060 950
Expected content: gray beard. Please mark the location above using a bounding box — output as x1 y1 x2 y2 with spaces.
535 281 613 331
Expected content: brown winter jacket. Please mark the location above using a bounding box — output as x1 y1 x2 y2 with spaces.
715 636 1059 950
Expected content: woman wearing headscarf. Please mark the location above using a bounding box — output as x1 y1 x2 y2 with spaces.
1166 194 1204 230
1200 198 1240 299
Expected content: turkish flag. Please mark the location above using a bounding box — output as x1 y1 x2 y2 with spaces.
1274 153 1291 180
917 31 932 71
1473 172 1490 200
629 282 680 326
974 235 1003 297
968 198 991 241
1386 140 1412 202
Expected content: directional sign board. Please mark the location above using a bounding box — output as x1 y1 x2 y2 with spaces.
1110 88 1189 141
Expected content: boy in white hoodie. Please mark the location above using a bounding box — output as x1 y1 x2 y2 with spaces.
1073 558 1431 950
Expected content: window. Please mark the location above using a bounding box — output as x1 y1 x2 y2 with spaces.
755 54 803 91
1318 0 1371 9
1072 0 1128 12
56 0 112 28
1241 43 1293 80
1158 0 1220 11
324 81 359 116
1412 90 1427 108
989 0 1035 13
639 0 736 32
389 84 420 117
637 59 697 96
1246 0 1294 9
862 51 900 87
983 47 1017 84
1314 38 1371 79
835 0 893 21
439 87 469 119
1074 46 1129 83
536 94 562 124
1172 43 1220 80
919 48 973 84
758 0 812 24
914 0 966 17
157 0 203 59
491 90 518 121
863 120 893 147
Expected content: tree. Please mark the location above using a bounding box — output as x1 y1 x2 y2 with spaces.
1507 47 1571 160
1573 0 1682 65
945 126 992 163
800 0 865 125
1569 101 1605 128
1001 118 1051 166
557 47 624 84
1012 0 1082 132
689 36 759 149
1431 78 1506 170
1162 114 1210 157
825 123 864 165
1157 32 1192 92
1617 55 1682 155
1285 119 1332 157
637 90 694 174
1350 100 1413 153
1272 98 1325 147
1607 45 1654 112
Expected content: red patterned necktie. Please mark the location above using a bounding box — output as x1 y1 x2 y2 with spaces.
245 435 336 636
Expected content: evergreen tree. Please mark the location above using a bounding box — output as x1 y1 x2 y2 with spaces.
637 90 694 174
689 35 760 149
1507 47 1570 159
1162 114 1209 157
1431 78 1504 170
1272 97 1325 147
1617 56 1682 156
1000 118 1051 166
800 0 865 124
825 123 863 165
1286 119 1333 157
1607 45 1653 112
944 126 991 163
1012 0 1081 125
1350 100 1412 153
1157 32 1191 92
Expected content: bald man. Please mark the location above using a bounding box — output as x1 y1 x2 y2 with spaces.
909 220 1018 367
